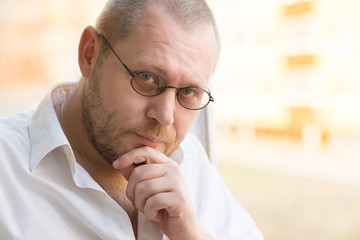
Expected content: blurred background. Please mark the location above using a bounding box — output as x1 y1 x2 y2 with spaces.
1 0 360 239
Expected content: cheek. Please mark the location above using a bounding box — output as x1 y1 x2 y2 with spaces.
111 99 148 125
100 80 147 120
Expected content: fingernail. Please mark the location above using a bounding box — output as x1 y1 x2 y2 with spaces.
112 160 120 168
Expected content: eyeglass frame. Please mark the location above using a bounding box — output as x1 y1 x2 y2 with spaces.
97 33 214 110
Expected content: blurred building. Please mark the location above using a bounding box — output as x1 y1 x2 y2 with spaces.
210 0 360 144
0 0 106 115
281 0 360 141
0 0 99 85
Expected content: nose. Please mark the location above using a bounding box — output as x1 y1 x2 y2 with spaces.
145 88 176 126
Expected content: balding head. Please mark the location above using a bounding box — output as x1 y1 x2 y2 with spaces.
95 0 220 63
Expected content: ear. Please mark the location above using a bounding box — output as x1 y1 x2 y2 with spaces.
78 26 101 78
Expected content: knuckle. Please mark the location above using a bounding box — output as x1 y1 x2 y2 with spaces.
130 166 141 177
169 159 179 168
146 194 165 209
167 161 181 174
135 181 147 194
142 146 153 154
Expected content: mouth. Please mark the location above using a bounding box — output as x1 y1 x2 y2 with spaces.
135 133 164 149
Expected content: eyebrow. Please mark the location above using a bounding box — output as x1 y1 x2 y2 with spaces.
134 60 209 90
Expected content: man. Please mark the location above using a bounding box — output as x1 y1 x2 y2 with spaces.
0 0 263 239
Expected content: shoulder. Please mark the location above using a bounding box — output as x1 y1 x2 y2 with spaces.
0 111 33 153
0 110 33 129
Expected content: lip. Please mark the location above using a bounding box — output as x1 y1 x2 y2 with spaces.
135 133 164 149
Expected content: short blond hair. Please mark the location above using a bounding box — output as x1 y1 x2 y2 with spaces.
95 0 220 62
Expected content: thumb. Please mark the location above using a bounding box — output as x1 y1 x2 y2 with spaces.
112 148 149 180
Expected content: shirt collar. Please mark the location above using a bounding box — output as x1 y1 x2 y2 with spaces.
28 82 76 172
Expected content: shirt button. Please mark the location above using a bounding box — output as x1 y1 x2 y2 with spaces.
67 151 73 163
99 191 106 200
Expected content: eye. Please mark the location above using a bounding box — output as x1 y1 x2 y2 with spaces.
178 87 208 109
139 73 158 85
181 88 197 97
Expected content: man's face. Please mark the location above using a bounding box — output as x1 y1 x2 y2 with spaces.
82 6 217 162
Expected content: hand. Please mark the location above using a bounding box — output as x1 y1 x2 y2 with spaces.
112 146 215 240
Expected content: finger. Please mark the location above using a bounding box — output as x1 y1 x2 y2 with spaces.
133 177 173 213
113 146 169 170
112 147 150 180
143 191 187 222
143 192 174 222
126 160 180 203
112 148 147 170
113 146 171 181
115 164 135 181
126 163 167 203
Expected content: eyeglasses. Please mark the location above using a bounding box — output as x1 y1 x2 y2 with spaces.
98 33 214 110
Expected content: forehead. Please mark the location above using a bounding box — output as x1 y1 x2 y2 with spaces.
113 5 217 88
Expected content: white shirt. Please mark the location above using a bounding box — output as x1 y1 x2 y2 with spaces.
0 83 263 240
